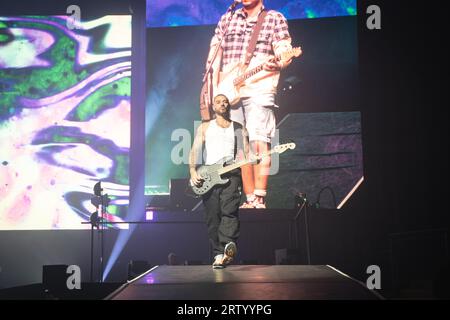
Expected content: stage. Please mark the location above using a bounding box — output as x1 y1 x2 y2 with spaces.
107 265 382 300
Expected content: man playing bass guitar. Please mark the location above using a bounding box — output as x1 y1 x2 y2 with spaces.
189 94 249 269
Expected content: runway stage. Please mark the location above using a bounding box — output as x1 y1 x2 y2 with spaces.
107 265 382 300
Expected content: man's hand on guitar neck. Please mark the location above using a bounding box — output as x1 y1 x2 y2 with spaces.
263 57 292 71
248 152 261 164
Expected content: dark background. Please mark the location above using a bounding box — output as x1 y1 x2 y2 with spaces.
342 0 449 296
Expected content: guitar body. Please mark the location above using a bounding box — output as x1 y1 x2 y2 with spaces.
216 47 302 106
190 143 296 196
217 64 242 106
191 162 230 195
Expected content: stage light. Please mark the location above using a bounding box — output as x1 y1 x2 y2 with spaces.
89 211 99 228
91 181 111 207
94 181 102 196
145 210 154 221
103 176 147 281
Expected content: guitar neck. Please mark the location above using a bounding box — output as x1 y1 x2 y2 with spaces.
217 149 277 175
231 47 300 86
217 159 249 175
233 64 266 86
233 53 286 86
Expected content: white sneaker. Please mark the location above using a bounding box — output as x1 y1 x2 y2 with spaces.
254 196 266 209
254 201 266 209
222 242 237 266
239 201 255 209
212 254 224 269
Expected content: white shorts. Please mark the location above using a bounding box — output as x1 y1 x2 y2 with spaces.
230 94 276 143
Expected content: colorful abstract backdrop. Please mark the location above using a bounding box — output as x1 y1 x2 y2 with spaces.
0 15 132 230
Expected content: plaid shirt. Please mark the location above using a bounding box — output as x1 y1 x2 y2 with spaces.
211 7 292 68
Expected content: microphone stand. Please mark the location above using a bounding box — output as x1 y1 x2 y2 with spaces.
99 191 110 283
87 204 107 283
90 214 95 282
88 211 99 282
100 196 104 283
293 193 311 265
88 182 110 283
202 1 240 84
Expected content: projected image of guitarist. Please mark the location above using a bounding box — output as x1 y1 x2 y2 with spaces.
189 94 249 269
203 0 302 208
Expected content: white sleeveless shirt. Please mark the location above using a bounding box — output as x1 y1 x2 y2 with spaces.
204 119 235 165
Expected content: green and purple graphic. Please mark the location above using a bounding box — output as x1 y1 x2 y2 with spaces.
0 15 131 230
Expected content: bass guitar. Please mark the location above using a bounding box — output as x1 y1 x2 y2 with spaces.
190 143 296 195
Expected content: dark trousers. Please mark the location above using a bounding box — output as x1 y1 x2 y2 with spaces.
202 171 241 258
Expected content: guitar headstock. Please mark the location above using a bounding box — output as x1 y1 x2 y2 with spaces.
280 47 302 61
273 143 296 154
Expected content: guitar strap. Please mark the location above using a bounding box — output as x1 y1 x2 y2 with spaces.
242 9 268 70
233 122 240 159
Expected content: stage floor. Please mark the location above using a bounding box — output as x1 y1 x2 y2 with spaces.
108 265 382 300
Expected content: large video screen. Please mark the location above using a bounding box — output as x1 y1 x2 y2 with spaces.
144 1 362 209
0 15 131 230
146 0 357 27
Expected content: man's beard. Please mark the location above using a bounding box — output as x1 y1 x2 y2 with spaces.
243 0 260 10
216 108 230 118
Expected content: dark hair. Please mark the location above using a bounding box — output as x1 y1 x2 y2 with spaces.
213 94 229 102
